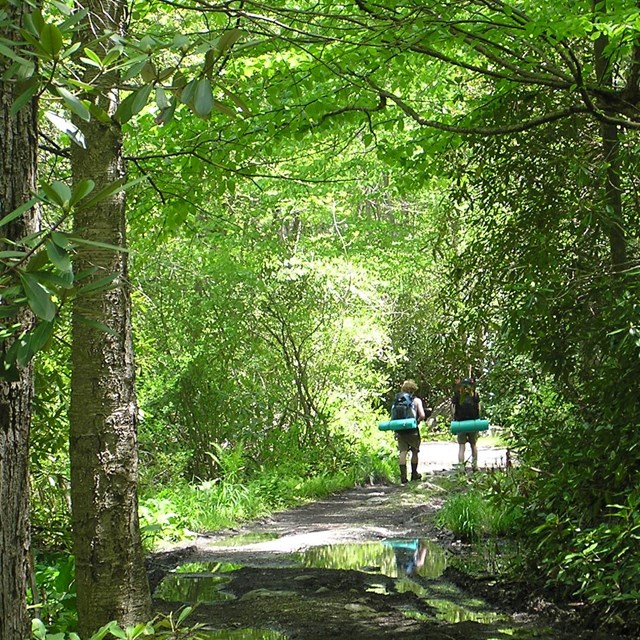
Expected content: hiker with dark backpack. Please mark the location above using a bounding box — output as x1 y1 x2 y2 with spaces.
452 377 481 470
392 379 427 484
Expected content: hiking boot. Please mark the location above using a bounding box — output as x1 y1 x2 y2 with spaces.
399 465 408 484
410 464 421 481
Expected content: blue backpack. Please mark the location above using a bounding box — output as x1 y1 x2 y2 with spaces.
391 392 415 420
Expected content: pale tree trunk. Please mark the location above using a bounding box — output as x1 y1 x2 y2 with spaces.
69 1 151 635
592 2 628 271
0 5 39 640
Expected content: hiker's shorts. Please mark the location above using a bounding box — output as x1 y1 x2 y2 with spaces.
457 431 479 445
396 429 421 454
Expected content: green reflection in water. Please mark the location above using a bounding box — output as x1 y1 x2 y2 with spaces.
294 539 447 579
199 629 286 639
211 532 280 547
154 574 234 603
425 598 509 624
175 561 242 573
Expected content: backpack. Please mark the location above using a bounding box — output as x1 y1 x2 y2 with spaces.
456 389 479 421
391 392 416 420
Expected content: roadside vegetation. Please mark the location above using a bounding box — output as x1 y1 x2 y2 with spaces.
3 1 639 638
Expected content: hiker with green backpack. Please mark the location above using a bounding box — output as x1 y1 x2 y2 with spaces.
452 377 482 470
391 379 428 484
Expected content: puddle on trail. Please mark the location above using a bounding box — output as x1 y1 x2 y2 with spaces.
199 630 286 639
210 532 280 547
157 538 510 625
294 539 447 579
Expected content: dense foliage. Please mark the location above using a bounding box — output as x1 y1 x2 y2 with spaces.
2 0 640 635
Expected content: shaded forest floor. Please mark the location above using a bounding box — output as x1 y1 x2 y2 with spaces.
147 441 627 640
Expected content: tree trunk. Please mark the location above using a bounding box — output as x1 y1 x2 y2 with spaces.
0 5 39 640
69 1 151 635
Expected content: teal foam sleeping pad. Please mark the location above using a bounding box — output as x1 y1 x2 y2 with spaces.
450 419 490 434
378 418 417 431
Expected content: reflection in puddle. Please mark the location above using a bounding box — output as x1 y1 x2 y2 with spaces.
159 538 521 629
294 539 447 579
425 598 509 624
175 561 242 573
211 532 280 547
154 574 234 603
200 629 286 639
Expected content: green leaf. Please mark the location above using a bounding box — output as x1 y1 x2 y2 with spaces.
40 180 72 208
194 78 213 117
30 9 45 34
19 272 56 322
10 80 40 116
40 23 64 59
46 239 72 273
76 274 118 295
57 86 91 121
115 84 153 124
217 28 243 54
0 42 33 67
29 320 54 354
0 197 38 228
0 250 28 259
69 178 95 206
75 178 126 211
177 606 194 626
51 231 72 249
76 316 118 337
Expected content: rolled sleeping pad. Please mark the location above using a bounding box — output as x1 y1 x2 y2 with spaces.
378 418 417 431
450 419 490 434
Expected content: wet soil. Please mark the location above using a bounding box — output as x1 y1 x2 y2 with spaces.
147 442 626 640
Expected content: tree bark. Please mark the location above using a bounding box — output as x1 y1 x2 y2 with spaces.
0 5 39 640
69 1 151 635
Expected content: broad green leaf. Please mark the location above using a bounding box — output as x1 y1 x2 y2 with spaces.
217 28 243 54
180 78 197 104
40 23 64 59
51 231 72 249
102 47 122 68
30 9 45 34
19 272 56 321
69 178 95 206
29 321 54 353
57 86 91 121
115 84 153 124
40 180 72 208
75 177 126 211
46 239 72 273
0 251 28 259
194 78 213 117
132 82 153 114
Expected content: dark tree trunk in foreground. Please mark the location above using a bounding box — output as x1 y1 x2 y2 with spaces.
0 5 39 640
69 1 151 636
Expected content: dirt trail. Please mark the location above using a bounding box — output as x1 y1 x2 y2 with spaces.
149 442 618 640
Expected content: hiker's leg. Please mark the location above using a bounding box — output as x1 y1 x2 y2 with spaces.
397 436 409 484
457 434 467 465
470 432 479 470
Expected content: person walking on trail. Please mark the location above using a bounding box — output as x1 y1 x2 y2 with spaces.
393 379 427 484
452 377 481 470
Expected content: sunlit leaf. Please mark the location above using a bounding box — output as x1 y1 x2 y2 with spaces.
19 272 56 321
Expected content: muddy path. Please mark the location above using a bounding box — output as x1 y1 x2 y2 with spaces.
148 442 620 640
